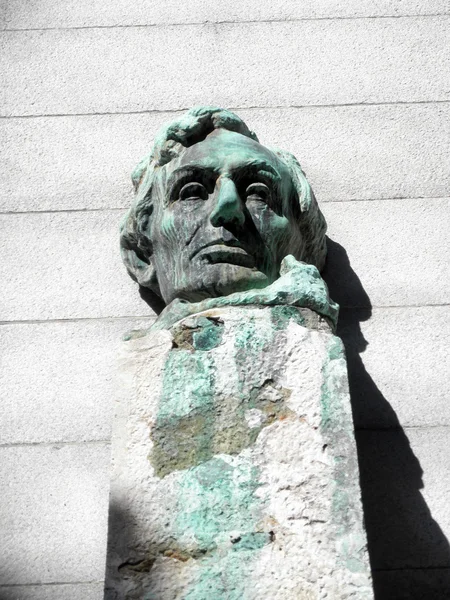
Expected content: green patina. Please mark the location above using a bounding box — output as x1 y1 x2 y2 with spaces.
175 457 269 598
151 315 293 477
171 317 224 352
270 304 306 330
320 337 347 432
148 313 295 596
120 107 330 313
151 256 339 333
234 316 264 353
192 319 224 351
150 346 215 476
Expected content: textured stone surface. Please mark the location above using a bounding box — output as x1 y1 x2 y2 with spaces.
3 18 450 116
339 306 450 429
2 0 448 29
106 306 372 598
0 583 104 600
0 443 110 584
0 318 153 445
2 104 450 213
0 211 152 321
322 197 450 308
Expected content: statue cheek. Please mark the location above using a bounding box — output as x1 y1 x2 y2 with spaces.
259 210 291 247
160 211 176 239
150 211 177 254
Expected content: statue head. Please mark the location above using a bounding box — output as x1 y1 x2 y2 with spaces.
120 106 327 304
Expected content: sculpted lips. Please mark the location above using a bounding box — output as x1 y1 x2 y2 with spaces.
192 241 256 268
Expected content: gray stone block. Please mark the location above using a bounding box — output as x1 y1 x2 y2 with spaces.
0 210 155 320
0 318 154 445
322 197 450 308
2 103 450 212
0 583 104 600
0 443 110 585
2 0 447 29
356 427 450 571
337 306 450 429
3 18 450 116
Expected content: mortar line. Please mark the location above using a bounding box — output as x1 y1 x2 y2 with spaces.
0 580 104 588
3 425 450 449
0 315 156 325
0 207 127 215
1 99 450 120
0 439 110 449
0 195 448 217
0 303 448 327
1 12 449 33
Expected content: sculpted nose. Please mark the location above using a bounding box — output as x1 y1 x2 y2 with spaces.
210 178 245 228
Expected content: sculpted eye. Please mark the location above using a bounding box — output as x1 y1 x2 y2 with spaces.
179 182 208 201
245 182 270 202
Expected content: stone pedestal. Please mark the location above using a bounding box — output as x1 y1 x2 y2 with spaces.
105 305 373 599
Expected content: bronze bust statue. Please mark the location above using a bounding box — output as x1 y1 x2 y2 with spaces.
120 106 337 329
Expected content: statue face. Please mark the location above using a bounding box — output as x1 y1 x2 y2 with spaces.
149 129 300 304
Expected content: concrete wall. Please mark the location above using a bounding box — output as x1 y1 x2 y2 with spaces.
1 3 449 598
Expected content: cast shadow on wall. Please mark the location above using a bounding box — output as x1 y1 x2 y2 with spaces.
323 238 450 599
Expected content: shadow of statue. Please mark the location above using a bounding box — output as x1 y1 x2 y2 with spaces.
323 238 450 599
104 501 148 600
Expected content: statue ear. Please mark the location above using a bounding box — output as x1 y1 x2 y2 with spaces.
120 209 161 295
120 158 162 295
271 148 314 212
271 148 327 272
120 246 159 291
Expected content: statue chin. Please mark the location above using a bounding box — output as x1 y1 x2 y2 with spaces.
160 263 273 305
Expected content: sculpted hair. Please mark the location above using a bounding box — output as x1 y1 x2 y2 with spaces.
120 106 327 297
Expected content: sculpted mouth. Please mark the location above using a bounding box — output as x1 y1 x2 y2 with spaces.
193 242 256 268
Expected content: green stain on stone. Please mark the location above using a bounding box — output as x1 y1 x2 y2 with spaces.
148 313 288 596
151 313 294 477
171 317 224 351
176 458 261 550
150 342 216 477
231 531 271 551
270 305 306 330
192 320 224 351
157 350 215 421
151 374 293 477
234 316 260 351
175 457 269 598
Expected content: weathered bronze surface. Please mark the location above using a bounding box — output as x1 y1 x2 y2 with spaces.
120 106 329 311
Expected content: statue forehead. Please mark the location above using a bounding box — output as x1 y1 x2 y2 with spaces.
165 129 285 175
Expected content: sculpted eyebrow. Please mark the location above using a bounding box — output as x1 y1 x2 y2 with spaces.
232 161 281 181
165 166 217 203
167 166 217 188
